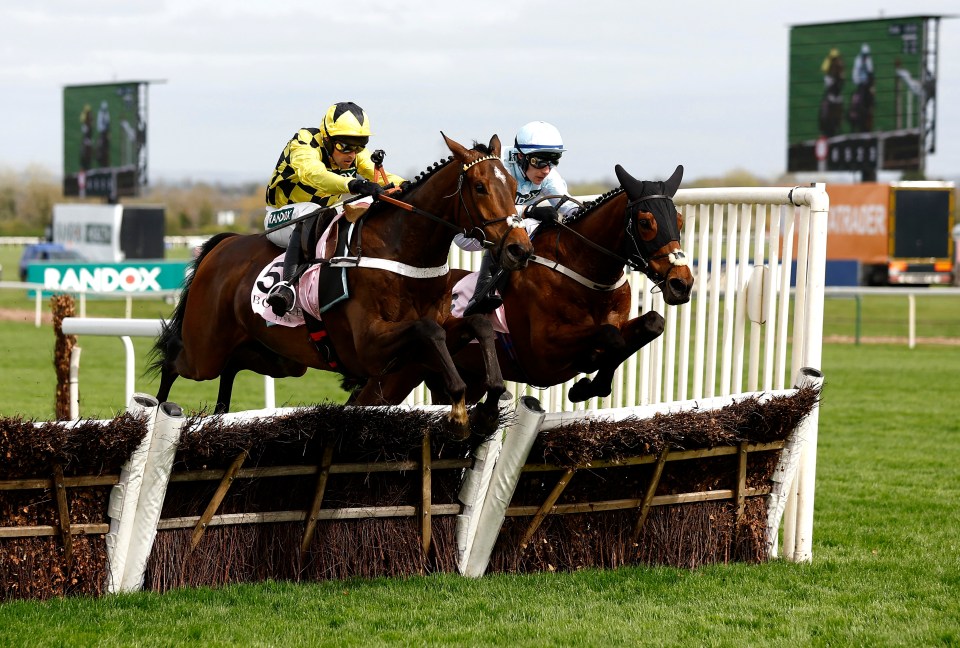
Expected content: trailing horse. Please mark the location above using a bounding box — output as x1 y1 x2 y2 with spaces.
429 163 695 404
149 134 533 432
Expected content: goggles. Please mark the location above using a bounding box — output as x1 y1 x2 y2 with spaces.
332 139 366 154
527 153 561 169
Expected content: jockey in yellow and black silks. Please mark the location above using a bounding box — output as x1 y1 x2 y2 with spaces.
263 101 405 316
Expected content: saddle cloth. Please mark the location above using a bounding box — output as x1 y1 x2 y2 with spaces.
251 213 351 327
450 272 510 335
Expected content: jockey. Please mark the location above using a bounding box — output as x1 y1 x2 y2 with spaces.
263 101 405 316
463 120 574 316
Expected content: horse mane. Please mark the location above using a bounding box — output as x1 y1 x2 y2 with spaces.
365 142 496 216
146 232 238 377
566 186 625 224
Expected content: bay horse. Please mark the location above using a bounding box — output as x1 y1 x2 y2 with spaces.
425 163 694 404
149 134 533 430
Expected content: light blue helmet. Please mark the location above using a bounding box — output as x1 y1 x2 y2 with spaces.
514 121 566 156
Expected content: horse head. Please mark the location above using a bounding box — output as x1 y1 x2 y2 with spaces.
442 133 533 271
614 164 694 305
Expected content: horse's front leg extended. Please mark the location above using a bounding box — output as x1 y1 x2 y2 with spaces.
354 318 468 427
568 313 665 402
442 315 505 406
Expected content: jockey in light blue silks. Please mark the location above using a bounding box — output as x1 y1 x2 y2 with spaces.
460 121 576 315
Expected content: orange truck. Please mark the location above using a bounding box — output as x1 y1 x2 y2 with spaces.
826 182 956 285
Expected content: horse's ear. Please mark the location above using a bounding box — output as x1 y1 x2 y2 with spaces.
614 164 645 200
665 165 684 197
441 131 468 160
488 134 502 157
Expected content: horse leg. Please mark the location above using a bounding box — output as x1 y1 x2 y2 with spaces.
568 324 628 402
351 318 469 436
155 367 177 405
215 366 238 414
442 315 505 407
568 313 665 402
215 343 309 413
448 315 508 438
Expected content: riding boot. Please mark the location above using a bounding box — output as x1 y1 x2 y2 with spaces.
464 250 505 316
266 224 305 316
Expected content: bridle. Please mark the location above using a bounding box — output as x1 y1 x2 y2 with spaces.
623 193 689 287
376 154 523 251
546 192 688 291
452 154 524 248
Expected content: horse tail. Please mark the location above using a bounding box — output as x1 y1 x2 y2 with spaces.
147 232 238 377
340 375 368 403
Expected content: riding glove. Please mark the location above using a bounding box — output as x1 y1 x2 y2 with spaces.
527 205 560 222
348 178 384 197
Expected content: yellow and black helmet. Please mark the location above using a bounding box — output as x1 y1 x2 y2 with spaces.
321 102 372 141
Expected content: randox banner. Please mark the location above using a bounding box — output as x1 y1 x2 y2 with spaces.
25 261 190 298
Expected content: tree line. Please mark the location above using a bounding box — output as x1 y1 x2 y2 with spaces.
0 165 792 238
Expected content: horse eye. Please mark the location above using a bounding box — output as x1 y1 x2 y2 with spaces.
474 182 487 195
638 218 653 229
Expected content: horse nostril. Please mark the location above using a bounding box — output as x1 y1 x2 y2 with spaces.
507 243 531 262
668 277 689 295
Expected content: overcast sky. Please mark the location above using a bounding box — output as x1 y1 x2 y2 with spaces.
2 1 958 187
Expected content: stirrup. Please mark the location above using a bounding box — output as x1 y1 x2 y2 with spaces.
463 293 502 317
266 281 296 316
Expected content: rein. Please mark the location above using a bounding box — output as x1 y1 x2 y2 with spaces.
376 154 522 250
544 193 688 290
329 153 522 277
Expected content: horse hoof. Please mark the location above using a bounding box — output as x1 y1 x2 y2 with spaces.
468 401 501 439
643 312 665 336
447 399 470 440
448 418 472 441
568 378 593 403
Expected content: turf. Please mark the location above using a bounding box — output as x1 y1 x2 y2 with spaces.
0 344 958 646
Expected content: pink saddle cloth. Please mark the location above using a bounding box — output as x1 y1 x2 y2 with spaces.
251 214 345 327
450 272 510 334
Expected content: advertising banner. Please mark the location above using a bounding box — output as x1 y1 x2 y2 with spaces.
824 184 889 264
52 204 124 262
24 261 190 298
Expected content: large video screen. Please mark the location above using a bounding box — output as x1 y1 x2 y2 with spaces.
63 82 146 199
787 16 936 173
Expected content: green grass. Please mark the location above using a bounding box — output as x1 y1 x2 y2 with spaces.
823 290 960 340
0 318 349 419
1 347 959 644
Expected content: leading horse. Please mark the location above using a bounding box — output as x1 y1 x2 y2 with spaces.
424 163 694 404
149 134 533 429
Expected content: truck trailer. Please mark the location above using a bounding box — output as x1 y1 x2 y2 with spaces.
826 182 955 286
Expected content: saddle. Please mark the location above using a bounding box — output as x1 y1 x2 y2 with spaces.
297 202 371 267
297 205 367 375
